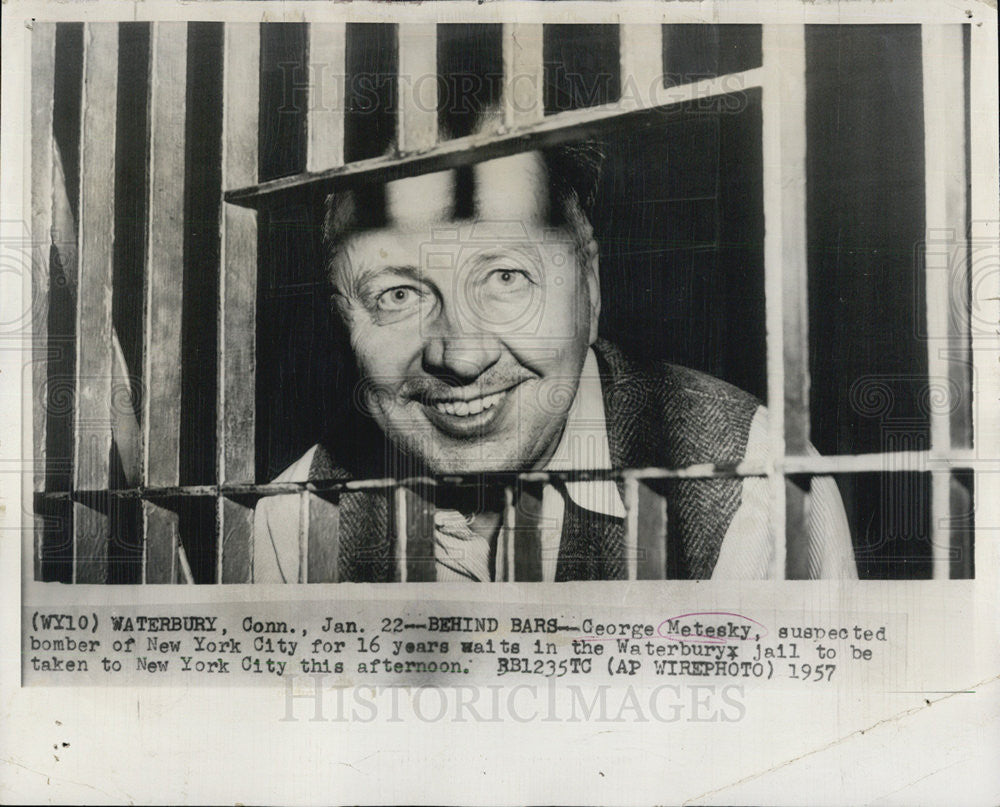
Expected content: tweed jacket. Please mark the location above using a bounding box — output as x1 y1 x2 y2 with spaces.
252 339 854 582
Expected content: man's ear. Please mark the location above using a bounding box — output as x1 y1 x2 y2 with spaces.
586 253 601 345
580 230 601 345
564 198 601 344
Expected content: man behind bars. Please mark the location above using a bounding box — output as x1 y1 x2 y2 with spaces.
252 135 856 583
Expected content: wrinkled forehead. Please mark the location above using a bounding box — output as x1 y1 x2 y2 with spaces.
340 150 550 234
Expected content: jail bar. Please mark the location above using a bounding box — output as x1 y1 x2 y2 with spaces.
969 22 1000 583
177 543 195 584
393 486 408 582
619 25 664 111
305 23 346 173
217 24 260 583
403 485 437 582
922 25 969 580
513 482 544 582
307 491 341 583
31 24 57 580
500 484 516 582
623 475 639 580
623 475 670 580
638 481 669 579
503 23 544 128
71 25 119 583
397 24 438 153
761 25 810 579
296 490 309 583
141 23 188 584
44 450 982 505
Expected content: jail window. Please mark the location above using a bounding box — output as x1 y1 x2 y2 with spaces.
30 21 980 583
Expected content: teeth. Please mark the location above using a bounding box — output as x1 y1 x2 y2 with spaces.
433 390 506 417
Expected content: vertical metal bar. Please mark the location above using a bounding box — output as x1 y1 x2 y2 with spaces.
307 492 341 583
623 474 639 581
110 330 140 484
31 24 57 581
637 480 669 580
297 489 309 584
305 23 346 173
514 482 544 582
501 484 516 581
72 23 119 584
404 484 437 582
177 542 195 584
922 25 968 581
142 22 187 584
397 24 437 153
502 23 544 129
762 25 809 579
929 471 952 580
393 485 408 582
761 25 788 579
969 21 999 582
217 23 260 583
619 24 663 110
947 36 973 456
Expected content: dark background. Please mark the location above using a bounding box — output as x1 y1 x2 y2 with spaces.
41 22 973 581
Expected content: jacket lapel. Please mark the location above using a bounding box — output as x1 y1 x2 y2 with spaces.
552 340 640 581
309 441 394 583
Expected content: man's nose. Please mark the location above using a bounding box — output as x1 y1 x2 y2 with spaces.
421 310 502 384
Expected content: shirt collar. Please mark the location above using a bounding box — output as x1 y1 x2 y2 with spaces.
542 348 627 519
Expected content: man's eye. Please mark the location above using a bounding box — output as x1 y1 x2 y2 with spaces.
376 286 422 312
485 268 532 291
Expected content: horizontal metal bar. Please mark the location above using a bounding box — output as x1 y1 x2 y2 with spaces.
42 454 993 505
781 450 979 475
33 464 766 502
224 69 764 208
37 449 983 504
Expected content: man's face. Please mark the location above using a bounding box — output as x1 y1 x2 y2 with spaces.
331 151 600 473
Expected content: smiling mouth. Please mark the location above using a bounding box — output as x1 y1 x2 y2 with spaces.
430 389 507 418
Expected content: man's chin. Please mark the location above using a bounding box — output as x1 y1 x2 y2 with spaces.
421 453 528 475
384 422 554 475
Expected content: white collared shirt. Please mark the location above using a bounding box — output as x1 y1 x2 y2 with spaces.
529 348 626 582
495 347 856 581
